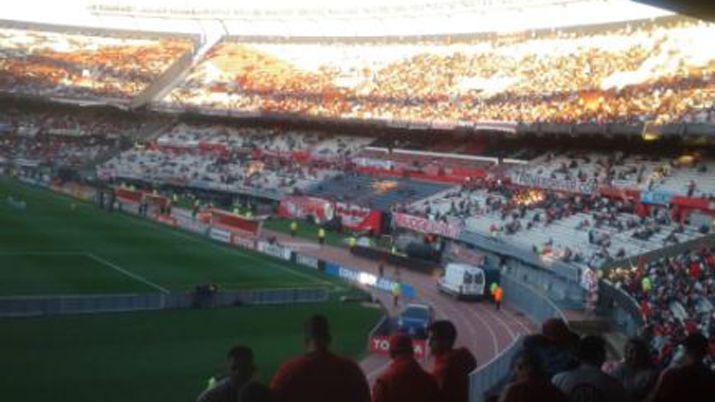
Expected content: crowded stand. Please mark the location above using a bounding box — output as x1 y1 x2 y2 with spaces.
398 179 709 268
0 104 147 169
163 16 715 125
606 248 715 370
98 123 372 198
509 150 715 199
0 23 194 101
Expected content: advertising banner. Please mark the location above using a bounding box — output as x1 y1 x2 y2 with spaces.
296 254 320 269
231 234 255 250
393 213 462 239
257 241 292 260
209 227 231 243
510 172 597 195
277 196 335 224
369 336 427 359
335 202 383 234
640 190 674 206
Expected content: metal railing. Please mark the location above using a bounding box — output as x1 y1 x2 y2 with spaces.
0 288 329 317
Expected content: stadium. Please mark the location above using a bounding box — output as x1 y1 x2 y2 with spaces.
1 1 714 402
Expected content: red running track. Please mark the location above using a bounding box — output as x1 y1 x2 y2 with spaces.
268 232 537 382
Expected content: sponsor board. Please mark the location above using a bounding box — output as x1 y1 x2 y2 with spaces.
257 241 292 260
209 227 231 243
369 336 427 359
393 213 462 239
510 171 597 195
231 234 255 250
296 254 320 269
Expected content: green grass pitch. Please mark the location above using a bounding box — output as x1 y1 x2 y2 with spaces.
0 178 382 402
0 177 343 295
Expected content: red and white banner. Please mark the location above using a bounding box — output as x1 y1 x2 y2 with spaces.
369 336 427 359
393 213 462 239
278 196 335 223
510 172 597 195
335 202 382 234
210 209 260 237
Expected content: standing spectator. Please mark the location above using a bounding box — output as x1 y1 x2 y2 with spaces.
372 334 440 402
197 345 266 402
611 338 659 401
499 351 568 402
651 333 715 402
318 227 325 246
428 320 478 402
270 315 370 402
494 285 503 311
290 220 298 237
552 336 629 402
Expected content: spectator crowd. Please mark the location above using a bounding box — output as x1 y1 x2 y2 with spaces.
165 17 715 126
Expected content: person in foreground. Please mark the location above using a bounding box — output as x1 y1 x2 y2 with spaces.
372 334 440 402
270 314 370 402
197 345 271 402
499 350 568 402
428 320 478 402
552 335 629 402
610 337 658 402
650 332 715 402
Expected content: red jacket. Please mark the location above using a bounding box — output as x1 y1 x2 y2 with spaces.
372 355 440 402
500 376 568 402
270 350 370 402
652 363 715 402
432 347 478 402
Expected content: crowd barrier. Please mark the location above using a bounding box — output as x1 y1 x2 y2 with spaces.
598 280 644 337
0 288 329 317
468 274 566 402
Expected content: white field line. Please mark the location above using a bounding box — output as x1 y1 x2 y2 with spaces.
85 253 170 294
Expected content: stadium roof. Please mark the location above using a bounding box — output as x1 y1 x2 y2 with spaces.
2 0 712 36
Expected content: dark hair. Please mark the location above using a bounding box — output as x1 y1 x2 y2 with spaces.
428 320 457 346
577 336 606 365
625 337 651 367
515 350 546 378
228 345 254 364
304 314 331 342
683 332 709 359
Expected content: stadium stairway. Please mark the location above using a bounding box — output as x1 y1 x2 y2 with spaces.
143 24 226 107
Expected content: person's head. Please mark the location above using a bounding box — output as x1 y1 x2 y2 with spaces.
304 314 331 352
389 334 414 359
514 351 546 381
577 336 606 367
227 345 256 386
682 332 709 365
541 318 573 346
624 337 651 368
428 320 457 355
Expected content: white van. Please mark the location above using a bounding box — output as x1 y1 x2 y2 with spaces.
437 263 486 300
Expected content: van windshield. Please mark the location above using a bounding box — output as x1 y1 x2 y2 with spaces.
473 272 484 285
463 272 473 284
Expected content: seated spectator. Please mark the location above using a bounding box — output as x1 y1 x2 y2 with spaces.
651 333 715 402
552 336 629 402
372 334 440 402
520 318 579 380
428 320 478 402
270 314 369 402
611 338 659 402
499 351 568 402
197 345 266 402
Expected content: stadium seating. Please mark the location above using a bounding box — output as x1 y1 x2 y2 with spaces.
0 23 195 101
162 17 715 125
